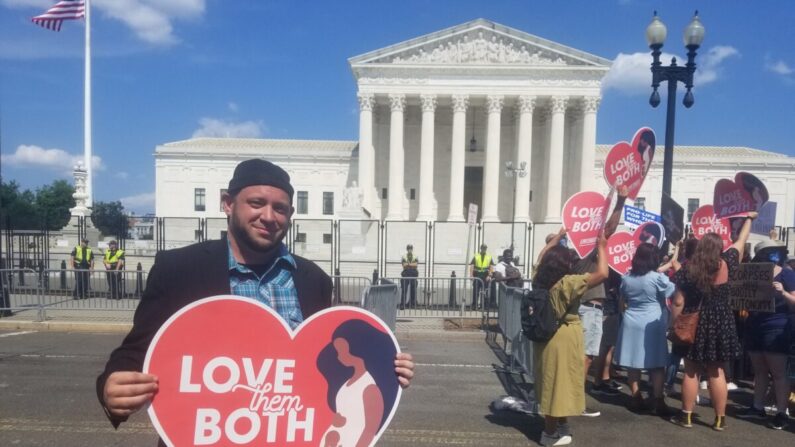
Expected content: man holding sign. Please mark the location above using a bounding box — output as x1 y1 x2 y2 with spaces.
97 159 415 437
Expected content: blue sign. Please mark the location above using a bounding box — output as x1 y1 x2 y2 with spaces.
623 205 661 228
751 201 777 236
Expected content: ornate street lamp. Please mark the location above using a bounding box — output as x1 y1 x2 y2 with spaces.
504 161 527 251
647 10 705 208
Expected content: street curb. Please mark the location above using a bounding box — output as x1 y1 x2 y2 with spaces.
0 320 491 341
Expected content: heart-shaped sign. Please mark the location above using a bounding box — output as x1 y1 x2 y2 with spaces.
713 172 769 219
691 204 732 251
603 127 656 200
607 222 666 274
607 231 635 275
562 190 610 258
144 296 401 447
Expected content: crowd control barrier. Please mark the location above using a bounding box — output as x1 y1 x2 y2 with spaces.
362 281 399 331
382 276 486 320
495 282 534 382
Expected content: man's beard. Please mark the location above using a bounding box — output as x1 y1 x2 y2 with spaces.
229 213 285 255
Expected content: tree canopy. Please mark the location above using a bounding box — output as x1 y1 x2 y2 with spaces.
0 180 75 230
91 201 130 238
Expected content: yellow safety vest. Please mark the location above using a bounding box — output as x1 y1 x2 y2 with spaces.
474 253 492 272
104 249 124 264
74 247 92 262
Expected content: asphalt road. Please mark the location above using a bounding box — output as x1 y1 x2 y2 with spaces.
0 329 792 446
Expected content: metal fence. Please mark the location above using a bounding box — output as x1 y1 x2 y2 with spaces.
495 282 535 382
381 276 487 319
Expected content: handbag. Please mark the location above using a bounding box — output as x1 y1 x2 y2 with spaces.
670 307 700 345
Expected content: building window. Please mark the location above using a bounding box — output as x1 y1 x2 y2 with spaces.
687 198 700 221
194 188 206 212
219 189 227 212
381 188 388 199
295 232 307 243
323 192 334 215
410 188 416 200
323 233 332 244
635 197 645 211
296 191 308 214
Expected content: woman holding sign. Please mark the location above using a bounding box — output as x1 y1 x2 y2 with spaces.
669 212 756 431
532 230 609 446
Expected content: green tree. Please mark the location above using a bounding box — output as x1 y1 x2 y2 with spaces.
0 180 41 229
91 201 130 238
35 180 75 230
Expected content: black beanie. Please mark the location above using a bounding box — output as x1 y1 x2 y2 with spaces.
227 159 294 201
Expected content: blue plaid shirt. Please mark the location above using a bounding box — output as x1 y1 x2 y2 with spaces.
228 241 303 329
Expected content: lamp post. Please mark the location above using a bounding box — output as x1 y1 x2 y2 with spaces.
505 161 527 251
647 10 705 210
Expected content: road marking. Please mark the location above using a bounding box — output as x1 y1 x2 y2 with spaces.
0 331 35 338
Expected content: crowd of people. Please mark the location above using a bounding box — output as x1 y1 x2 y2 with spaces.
526 210 795 446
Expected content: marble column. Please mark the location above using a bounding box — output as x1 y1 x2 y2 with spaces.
514 96 535 222
417 94 437 221
447 94 468 221
544 96 568 222
481 95 503 222
579 96 600 192
357 93 376 213
387 94 406 220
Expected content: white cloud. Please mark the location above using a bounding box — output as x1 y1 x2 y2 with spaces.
192 118 265 138
1 144 104 173
227 102 239 113
120 192 155 211
2 0 205 46
766 59 793 76
602 46 739 94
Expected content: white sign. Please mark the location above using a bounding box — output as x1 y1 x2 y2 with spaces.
467 203 478 225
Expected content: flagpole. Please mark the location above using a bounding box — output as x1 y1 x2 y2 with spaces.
84 0 92 207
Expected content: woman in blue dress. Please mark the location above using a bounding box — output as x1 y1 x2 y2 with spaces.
615 243 676 414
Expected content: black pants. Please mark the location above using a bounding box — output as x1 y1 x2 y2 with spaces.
73 269 90 299
472 274 489 309
106 271 122 299
400 278 417 308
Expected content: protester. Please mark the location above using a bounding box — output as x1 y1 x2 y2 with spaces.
470 244 494 310
669 212 756 431
664 238 698 395
614 243 676 415
590 269 624 397
532 229 609 446
493 248 523 288
737 239 795 430
400 244 419 309
96 159 415 441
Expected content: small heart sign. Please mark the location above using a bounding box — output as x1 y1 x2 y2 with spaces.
603 127 656 200
144 296 401 447
607 222 666 274
562 190 610 258
691 204 732 251
713 172 769 219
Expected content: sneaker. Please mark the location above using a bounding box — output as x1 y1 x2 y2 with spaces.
712 415 726 431
769 412 788 430
540 430 572 446
557 422 571 437
670 411 693 428
737 406 767 420
607 379 624 391
699 380 708 390
581 407 601 417
591 383 621 396
764 405 790 416
726 382 739 392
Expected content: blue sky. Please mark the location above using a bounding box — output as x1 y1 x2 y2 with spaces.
1 0 793 214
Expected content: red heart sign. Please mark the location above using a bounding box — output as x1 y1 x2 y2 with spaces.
607 231 635 275
607 222 666 274
144 297 401 447
603 127 655 200
562 190 610 258
713 172 769 218
691 204 732 250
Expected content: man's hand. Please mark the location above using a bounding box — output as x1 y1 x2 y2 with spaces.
394 352 415 389
103 371 158 418
617 185 629 199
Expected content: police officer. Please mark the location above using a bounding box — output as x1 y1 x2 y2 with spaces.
400 244 419 309
70 238 94 299
469 244 494 309
103 240 125 300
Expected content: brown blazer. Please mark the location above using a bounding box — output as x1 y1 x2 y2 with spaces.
96 236 332 434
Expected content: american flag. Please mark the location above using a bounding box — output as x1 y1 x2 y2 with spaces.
31 0 86 31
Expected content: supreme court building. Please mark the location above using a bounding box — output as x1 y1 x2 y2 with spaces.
155 19 795 274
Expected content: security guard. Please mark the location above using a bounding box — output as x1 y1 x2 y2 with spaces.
70 238 94 299
469 244 494 309
103 240 125 299
400 244 419 309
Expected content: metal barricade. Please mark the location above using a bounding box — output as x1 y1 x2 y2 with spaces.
381 276 485 319
0 268 42 320
495 282 534 380
330 276 371 306
362 281 399 331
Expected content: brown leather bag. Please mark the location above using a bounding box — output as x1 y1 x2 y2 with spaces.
670 259 728 345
